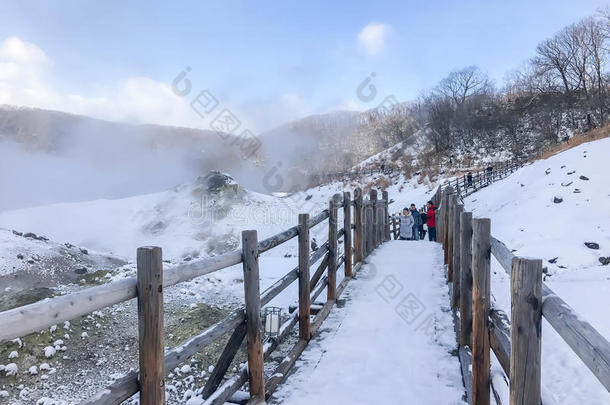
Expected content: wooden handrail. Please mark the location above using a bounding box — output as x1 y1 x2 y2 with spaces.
490 237 610 393
437 181 610 404
0 207 333 343
0 250 243 343
3 185 391 404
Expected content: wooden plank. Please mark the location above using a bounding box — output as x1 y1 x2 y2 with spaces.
459 211 473 347
369 189 378 248
336 265 351 297
260 269 298 308
364 200 372 256
472 218 491 405
0 206 332 343
327 194 341 300
489 308 511 376
510 258 542 405
447 194 456 278
382 190 390 241
491 371 508 405
260 240 330 308
490 237 514 274
309 209 329 229
257 225 298 253
311 276 328 303
136 246 165 405
246 396 267 405
541 283 610 393
492 234 610 392
459 346 474 404
201 321 247 399
353 188 364 264
205 314 298 405
0 249 243 343
242 230 265 399
452 203 463 310
298 213 311 340
362 198 368 256
436 204 441 244
378 197 385 245
343 191 353 277
265 339 309 398
309 253 329 291
86 310 245 404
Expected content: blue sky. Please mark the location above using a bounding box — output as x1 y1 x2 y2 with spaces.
0 0 608 131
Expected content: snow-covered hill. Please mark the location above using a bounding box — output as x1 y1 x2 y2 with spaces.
0 171 328 261
463 137 610 403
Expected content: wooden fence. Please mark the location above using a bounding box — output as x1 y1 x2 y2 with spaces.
434 185 610 405
0 188 391 404
442 159 525 202
318 166 395 183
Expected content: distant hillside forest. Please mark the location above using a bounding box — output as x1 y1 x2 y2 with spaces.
385 10 610 164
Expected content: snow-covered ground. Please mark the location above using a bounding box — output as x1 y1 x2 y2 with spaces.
463 137 610 403
3 134 608 403
273 241 467 405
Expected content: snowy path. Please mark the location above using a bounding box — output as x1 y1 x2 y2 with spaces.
273 241 467 404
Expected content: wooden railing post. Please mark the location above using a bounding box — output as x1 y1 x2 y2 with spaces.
354 188 363 263
382 190 390 242
364 199 371 257
298 214 311 340
472 219 490 405
452 203 464 310
459 211 473 348
241 230 265 400
510 258 542 405
343 192 353 277
328 194 341 300
376 196 383 246
438 191 446 248
443 187 454 267
136 246 165 405
441 191 446 254
447 193 457 280
369 189 378 248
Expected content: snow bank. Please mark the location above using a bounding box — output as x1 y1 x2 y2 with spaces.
464 137 610 403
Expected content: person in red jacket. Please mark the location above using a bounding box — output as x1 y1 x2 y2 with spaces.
426 200 437 242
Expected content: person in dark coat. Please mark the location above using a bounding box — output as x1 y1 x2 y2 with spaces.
426 200 437 242
467 172 473 188
419 208 427 240
409 204 421 241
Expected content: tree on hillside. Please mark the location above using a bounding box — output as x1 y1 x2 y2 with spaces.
437 66 492 107
364 103 419 149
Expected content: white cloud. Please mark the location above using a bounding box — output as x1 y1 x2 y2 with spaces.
357 22 392 56
0 37 320 132
0 37 203 128
0 36 50 66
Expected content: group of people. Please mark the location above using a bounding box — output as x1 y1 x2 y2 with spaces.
397 201 436 242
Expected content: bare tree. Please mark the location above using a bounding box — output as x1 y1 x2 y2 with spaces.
533 29 575 94
436 66 492 107
364 103 419 148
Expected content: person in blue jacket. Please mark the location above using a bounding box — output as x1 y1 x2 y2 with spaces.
409 204 422 241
